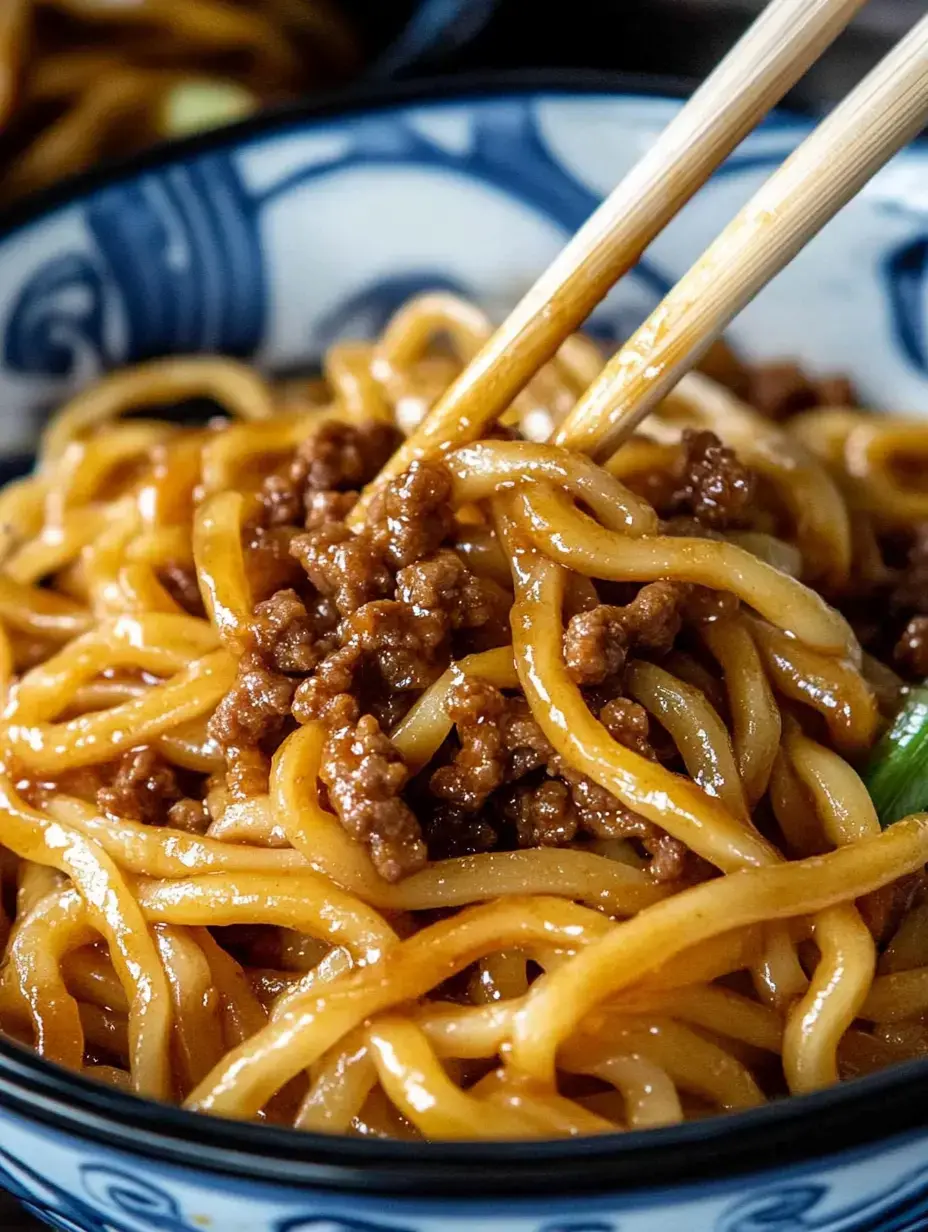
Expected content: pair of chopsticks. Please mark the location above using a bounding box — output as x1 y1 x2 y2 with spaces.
354 0 928 518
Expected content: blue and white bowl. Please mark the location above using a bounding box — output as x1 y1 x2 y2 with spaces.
1 78 928 1232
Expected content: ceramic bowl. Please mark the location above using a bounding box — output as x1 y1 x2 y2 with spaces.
1 77 928 1232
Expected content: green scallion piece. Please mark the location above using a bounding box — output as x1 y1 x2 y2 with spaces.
865 685 928 828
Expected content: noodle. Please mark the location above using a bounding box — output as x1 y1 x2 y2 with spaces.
0 0 359 204
0 299 924 1141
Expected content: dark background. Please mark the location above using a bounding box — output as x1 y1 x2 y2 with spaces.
1 0 917 1227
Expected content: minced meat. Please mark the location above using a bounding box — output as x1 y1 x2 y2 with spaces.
97 748 181 825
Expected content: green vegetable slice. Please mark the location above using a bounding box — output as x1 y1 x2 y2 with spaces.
865 685 928 828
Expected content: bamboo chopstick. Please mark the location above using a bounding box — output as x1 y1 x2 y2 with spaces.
350 0 867 524
555 13 928 460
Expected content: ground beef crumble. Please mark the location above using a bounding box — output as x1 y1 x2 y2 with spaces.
320 714 427 881
670 429 754 530
207 418 723 882
97 748 181 825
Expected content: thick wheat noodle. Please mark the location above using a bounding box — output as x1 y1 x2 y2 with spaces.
506 819 928 1085
843 418 928 527
626 659 749 822
365 1016 566 1140
5 504 121 587
6 613 218 724
8 888 94 1071
700 616 781 806
46 795 308 877
751 920 811 1010
445 441 658 536
193 491 252 649
40 358 275 467
207 797 289 848
46 425 175 520
499 540 779 871
194 929 269 1050
296 1027 376 1132
1 301 926 1139
186 897 615 1116
4 649 236 773
63 947 128 1015
0 780 172 1097
582 1055 684 1127
725 531 804 578
511 483 857 659
472 1066 617 1136
152 925 225 1097
861 968 928 1022
782 903 876 1093
783 721 881 846
133 873 397 965
0 575 91 640
563 1017 765 1111
769 750 822 858
748 618 878 754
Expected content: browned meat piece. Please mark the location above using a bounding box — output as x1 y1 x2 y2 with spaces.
208 652 295 798
508 779 578 847
672 429 753 530
623 581 690 653
563 582 687 687
291 643 363 727
290 523 393 617
257 422 399 530
209 653 294 748
304 489 356 529
894 615 928 679
97 748 181 825
158 562 205 617
396 550 505 632
642 831 688 882
430 678 507 811
320 714 427 881
500 696 553 780
893 525 928 614
813 375 857 407
368 461 455 569
292 420 399 495
563 606 628 686
250 589 330 674
258 472 303 528
599 697 655 759
166 798 211 834
555 763 654 840
745 362 856 420
341 599 448 692
746 362 821 420
243 525 304 599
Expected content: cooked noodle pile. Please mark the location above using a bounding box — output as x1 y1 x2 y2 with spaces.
2 292 928 1139
0 0 358 204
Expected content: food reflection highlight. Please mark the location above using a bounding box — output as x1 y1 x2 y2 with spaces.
0 293 927 1139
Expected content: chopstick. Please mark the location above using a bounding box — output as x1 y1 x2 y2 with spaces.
555 12 928 461
350 0 867 523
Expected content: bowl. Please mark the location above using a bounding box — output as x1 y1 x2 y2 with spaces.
0 75 927 1232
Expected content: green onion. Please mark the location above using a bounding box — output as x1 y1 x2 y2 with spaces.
159 80 257 140
865 685 928 827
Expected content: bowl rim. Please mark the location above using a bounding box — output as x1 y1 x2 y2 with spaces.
0 67 927 1200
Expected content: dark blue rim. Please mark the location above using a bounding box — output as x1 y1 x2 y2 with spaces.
0 68 926 1198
